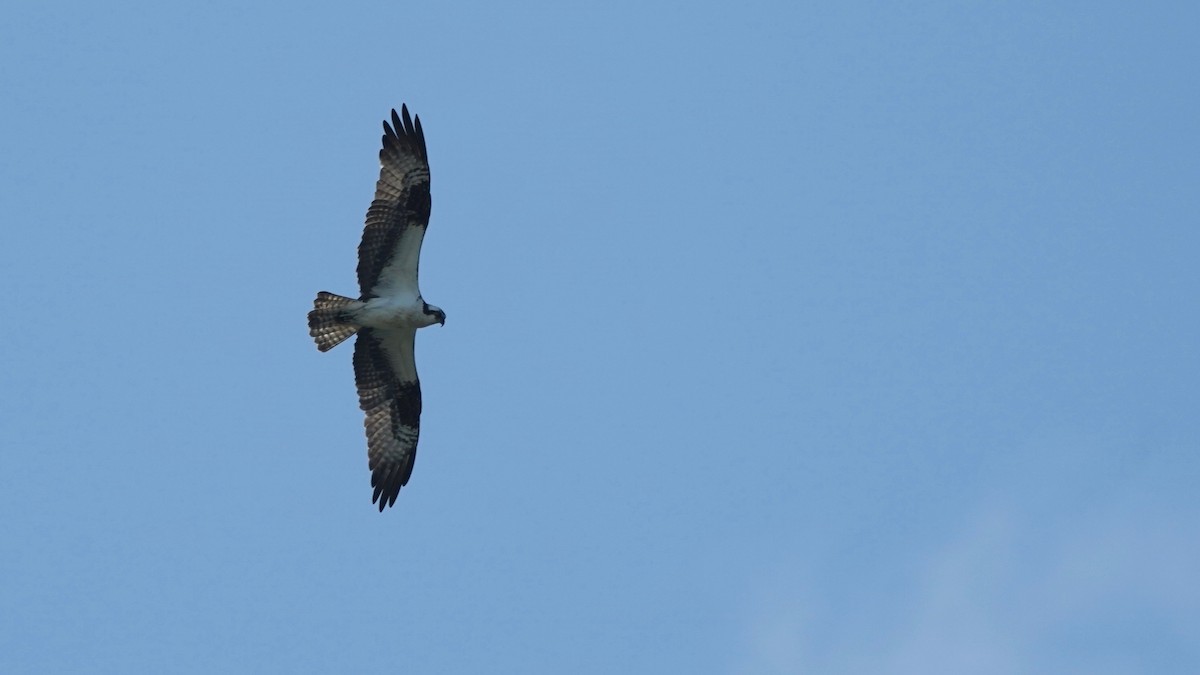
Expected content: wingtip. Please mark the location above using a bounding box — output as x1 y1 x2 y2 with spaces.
379 104 428 160
372 487 399 512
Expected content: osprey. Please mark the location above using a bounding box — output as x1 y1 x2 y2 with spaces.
308 105 445 511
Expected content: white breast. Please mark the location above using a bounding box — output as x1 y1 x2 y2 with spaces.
355 295 428 330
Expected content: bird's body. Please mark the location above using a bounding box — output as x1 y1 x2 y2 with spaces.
308 105 444 511
353 295 443 332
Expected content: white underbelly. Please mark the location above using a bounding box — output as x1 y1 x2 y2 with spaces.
355 296 427 329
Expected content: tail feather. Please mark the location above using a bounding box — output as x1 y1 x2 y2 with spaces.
309 291 360 351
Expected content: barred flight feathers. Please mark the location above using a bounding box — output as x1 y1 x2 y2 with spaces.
353 329 421 511
357 104 432 299
307 104 445 512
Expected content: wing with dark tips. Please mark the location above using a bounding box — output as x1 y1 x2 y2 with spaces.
352 328 422 511
357 105 432 300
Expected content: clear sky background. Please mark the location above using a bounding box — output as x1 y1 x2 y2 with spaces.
2 2 1198 673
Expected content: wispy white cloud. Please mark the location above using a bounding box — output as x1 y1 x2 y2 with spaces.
736 441 1200 674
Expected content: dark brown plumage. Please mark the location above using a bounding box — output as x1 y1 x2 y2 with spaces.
308 104 443 511
357 105 431 298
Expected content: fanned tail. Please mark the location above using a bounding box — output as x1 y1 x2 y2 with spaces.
308 292 361 351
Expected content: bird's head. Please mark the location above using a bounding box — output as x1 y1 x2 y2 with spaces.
423 303 446 327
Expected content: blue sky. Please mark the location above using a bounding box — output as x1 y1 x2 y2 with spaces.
2 1 1198 673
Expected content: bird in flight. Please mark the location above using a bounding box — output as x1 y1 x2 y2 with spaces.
308 105 445 511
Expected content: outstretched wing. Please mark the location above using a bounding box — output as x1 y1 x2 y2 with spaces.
357 105 432 300
352 327 422 511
